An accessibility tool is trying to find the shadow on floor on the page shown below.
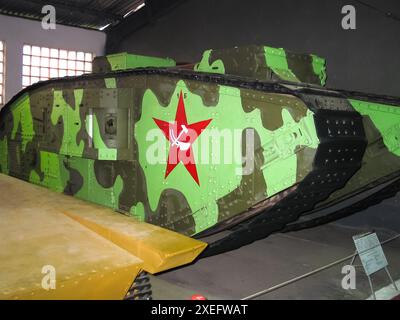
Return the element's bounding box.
[152,196,400,300]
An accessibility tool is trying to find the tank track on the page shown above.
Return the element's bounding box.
[282,176,400,233]
[124,271,152,300]
[199,87,400,256]
[200,107,367,257]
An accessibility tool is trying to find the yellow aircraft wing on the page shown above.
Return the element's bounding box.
[0,174,207,300]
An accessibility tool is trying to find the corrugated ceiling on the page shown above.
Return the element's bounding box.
[0,0,145,30]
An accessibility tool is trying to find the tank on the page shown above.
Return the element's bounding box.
[1,45,399,256]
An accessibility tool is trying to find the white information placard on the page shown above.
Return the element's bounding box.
[353,232,388,276]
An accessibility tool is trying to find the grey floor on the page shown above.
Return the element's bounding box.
[151,195,400,300]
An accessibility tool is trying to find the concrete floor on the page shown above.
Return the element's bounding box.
[151,196,400,300]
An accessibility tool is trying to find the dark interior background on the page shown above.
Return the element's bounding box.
[108,0,400,97]
[107,0,400,232]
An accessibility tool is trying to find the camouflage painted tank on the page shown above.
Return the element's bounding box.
[1,45,400,256]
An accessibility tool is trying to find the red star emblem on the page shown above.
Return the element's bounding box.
[153,91,212,185]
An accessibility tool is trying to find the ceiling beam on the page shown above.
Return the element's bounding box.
[22,0,124,23]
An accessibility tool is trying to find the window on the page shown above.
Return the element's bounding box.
[0,41,4,105]
[22,44,93,88]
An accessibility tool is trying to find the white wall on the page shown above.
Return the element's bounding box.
[0,14,106,104]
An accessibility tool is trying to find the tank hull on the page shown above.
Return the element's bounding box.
[0,68,399,256]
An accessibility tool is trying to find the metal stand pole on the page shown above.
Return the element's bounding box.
[367,276,376,300]
[350,252,357,266]
[384,267,399,291]
[350,251,363,268]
